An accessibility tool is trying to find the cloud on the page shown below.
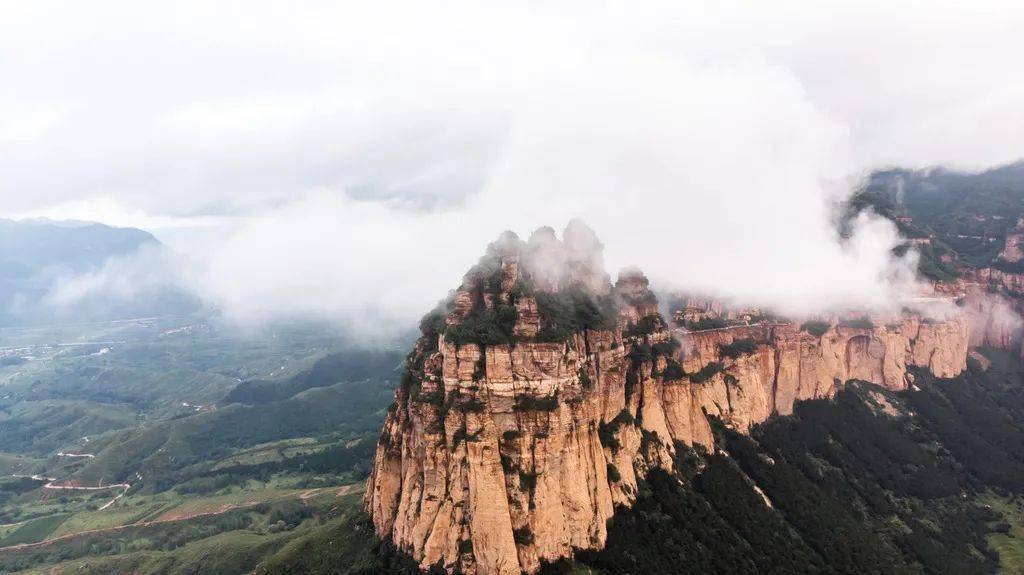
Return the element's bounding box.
[4,1,1024,327]
[35,243,202,322]
[44,245,176,306]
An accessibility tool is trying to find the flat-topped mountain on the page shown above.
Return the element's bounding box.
[365,221,976,574]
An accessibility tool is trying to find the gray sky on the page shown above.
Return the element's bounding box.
[4,1,1024,328]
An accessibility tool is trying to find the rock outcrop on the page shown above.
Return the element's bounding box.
[366,223,972,575]
[936,272,1024,353]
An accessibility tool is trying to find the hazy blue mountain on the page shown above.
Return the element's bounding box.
[0,219,199,324]
[0,218,158,274]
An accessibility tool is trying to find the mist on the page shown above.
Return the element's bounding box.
[5,1,1024,329]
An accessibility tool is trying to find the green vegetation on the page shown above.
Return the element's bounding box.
[0,318,405,574]
[445,306,518,346]
[624,315,661,338]
[838,316,874,329]
[535,287,618,343]
[687,361,723,383]
[598,410,635,451]
[605,463,621,483]
[660,358,686,380]
[980,493,1024,574]
[993,258,1024,274]
[425,245,624,349]
[902,350,1024,492]
[541,352,1024,573]
[651,338,680,357]
[800,320,831,337]
[418,307,448,350]
[627,342,652,363]
[577,366,592,389]
[458,396,487,414]
[518,471,539,491]
[572,452,829,574]
[71,379,394,491]
[513,526,535,546]
[0,513,70,546]
[221,350,401,405]
[513,393,559,412]
[439,248,529,348]
[570,364,1024,574]
[0,317,369,456]
[718,338,757,359]
[848,163,1024,276]
[0,400,137,455]
[0,488,355,574]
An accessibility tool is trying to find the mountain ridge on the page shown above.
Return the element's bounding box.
[365,221,977,574]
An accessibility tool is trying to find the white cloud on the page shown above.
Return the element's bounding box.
[3,0,1024,327]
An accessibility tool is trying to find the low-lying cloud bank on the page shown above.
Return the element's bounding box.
[5,1,1024,329]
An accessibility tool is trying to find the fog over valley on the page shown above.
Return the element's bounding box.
[4,1,1024,331]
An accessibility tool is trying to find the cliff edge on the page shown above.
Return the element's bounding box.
[365,222,970,575]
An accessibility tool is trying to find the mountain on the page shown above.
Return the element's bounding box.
[363,222,985,574]
[0,218,157,274]
[0,218,198,324]
[847,164,1024,356]
[850,161,1024,279]
[12,175,1024,574]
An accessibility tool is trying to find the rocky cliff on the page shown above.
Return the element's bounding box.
[365,223,972,575]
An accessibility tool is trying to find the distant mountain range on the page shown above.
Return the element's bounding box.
[0,218,199,325]
[0,218,158,275]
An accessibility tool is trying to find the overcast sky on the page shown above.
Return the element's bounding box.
[4,1,1024,328]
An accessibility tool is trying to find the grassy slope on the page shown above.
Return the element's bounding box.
[982,493,1024,574]
[254,489,420,575]
[0,513,71,546]
[19,530,297,575]
[69,379,393,487]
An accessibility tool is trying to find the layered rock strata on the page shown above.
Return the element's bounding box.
[366,223,972,575]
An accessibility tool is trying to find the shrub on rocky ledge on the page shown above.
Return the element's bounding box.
[625,315,662,338]
[800,320,831,337]
[683,316,728,331]
[514,393,559,412]
[599,410,635,450]
[513,526,535,546]
[606,463,622,482]
[445,305,518,346]
[839,317,875,330]
[719,338,757,359]
[688,362,723,383]
[661,358,686,380]
[535,287,618,342]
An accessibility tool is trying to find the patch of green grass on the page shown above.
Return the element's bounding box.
[51,499,174,538]
[0,512,70,546]
[981,493,1024,574]
[17,523,298,575]
[0,452,43,476]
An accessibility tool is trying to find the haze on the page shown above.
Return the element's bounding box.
[4,1,1024,329]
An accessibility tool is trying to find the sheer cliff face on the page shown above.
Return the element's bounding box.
[366,224,971,575]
